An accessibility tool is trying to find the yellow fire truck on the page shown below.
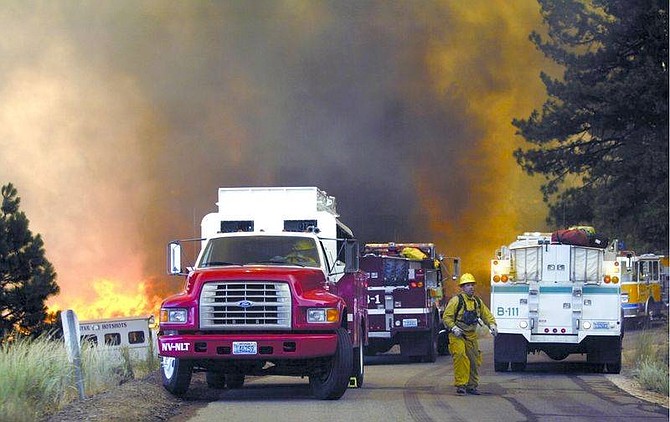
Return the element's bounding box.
[615,251,667,327]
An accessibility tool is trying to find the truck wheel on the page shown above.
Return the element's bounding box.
[606,337,623,374]
[352,342,364,388]
[226,374,245,389]
[424,326,438,363]
[643,299,656,328]
[494,361,509,372]
[510,361,526,372]
[161,356,193,396]
[205,371,226,389]
[310,327,353,400]
[437,329,449,356]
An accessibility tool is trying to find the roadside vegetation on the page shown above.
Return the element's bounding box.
[627,323,669,396]
[0,333,160,422]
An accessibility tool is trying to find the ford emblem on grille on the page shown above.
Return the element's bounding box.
[238,300,254,308]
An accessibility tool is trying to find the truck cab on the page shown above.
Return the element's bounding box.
[158,187,367,399]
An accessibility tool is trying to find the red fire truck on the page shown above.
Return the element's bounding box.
[158,187,368,399]
[360,243,459,361]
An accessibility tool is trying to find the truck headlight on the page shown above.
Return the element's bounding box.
[307,308,339,323]
[160,308,188,323]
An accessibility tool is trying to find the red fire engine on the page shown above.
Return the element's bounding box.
[360,243,459,361]
[158,187,367,399]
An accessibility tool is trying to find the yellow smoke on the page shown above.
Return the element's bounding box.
[415,1,553,297]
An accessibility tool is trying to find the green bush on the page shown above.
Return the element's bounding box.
[631,327,669,396]
[634,358,669,396]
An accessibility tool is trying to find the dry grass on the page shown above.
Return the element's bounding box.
[629,324,669,396]
[0,333,159,422]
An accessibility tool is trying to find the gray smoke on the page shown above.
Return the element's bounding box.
[0,1,550,314]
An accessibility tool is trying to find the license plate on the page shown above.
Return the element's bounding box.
[233,341,257,355]
[593,322,609,329]
[402,318,418,328]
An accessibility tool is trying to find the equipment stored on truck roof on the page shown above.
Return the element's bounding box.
[159,187,367,399]
[360,242,459,361]
[490,231,622,373]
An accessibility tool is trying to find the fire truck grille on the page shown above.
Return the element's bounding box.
[199,282,292,330]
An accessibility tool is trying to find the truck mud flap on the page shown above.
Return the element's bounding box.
[585,336,622,364]
[494,334,527,362]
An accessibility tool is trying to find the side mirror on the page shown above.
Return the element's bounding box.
[344,239,359,273]
[168,241,182,275]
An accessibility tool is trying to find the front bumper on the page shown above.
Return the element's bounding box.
[622,304,643,318]
[158,332,337,359]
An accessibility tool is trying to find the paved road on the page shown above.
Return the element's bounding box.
[176,335,668,422]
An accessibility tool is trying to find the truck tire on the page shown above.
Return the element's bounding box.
[226,374,245,389]
[643,298,657,328]
[205,371,226,389]
[424,325,438,363]
[161,356,193,396]
[494,361,509,372]
[310,327,353,400]
[606,336,623,374]
[437,328,450,356]
[352,343,364,388]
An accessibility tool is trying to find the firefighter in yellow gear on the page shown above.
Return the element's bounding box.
[442,273,497,396]
[285,238,319,266]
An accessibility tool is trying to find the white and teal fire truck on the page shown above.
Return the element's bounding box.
[490,232,622,373]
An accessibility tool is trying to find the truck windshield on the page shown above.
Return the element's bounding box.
[199,236,321,268]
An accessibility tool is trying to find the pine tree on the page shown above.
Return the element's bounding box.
[0,183,59,336]
[513,0,668,253]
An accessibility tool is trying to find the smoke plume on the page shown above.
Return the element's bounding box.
[0,1,552,317]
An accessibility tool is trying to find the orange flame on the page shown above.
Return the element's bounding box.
[49,278,160,320]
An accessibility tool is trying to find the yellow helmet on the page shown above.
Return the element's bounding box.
[459,273,476,285]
